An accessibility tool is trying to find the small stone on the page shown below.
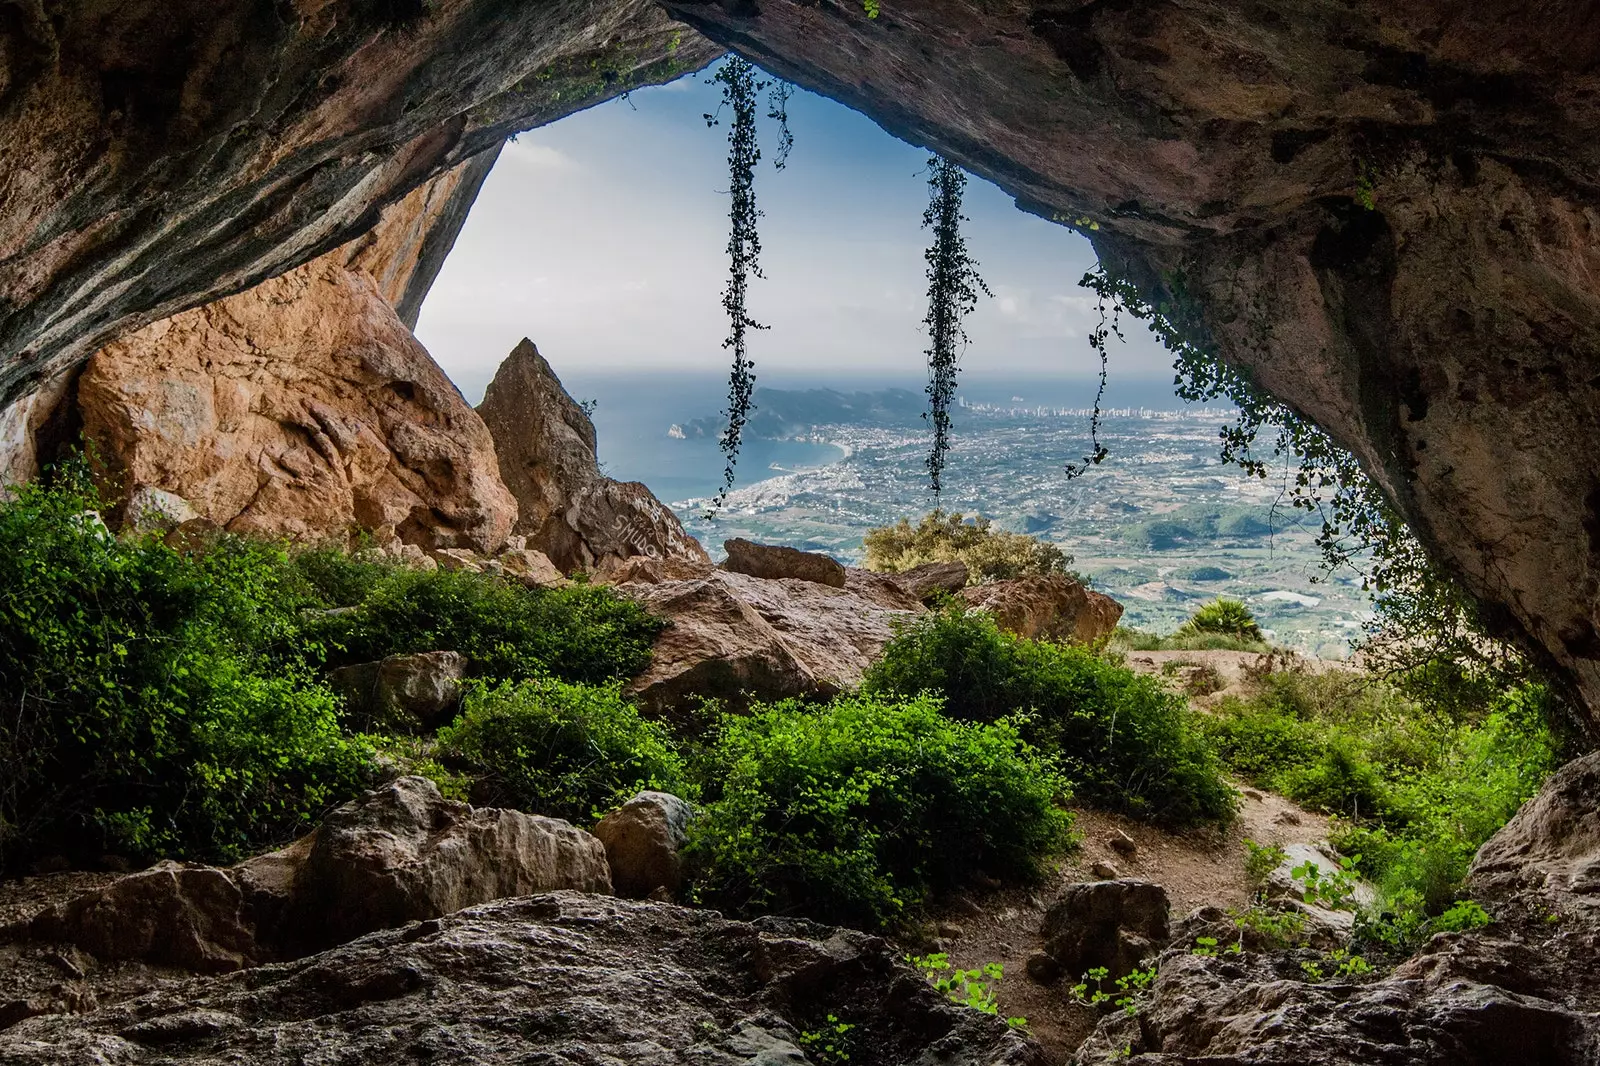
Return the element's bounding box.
[1243,789,1265,801]
[1275,810,1303,826]
[1108,830,1138,857]
[1025,950,1061,984]
[935,921,965,939]
[1091,861,1120,880]
[429,547,483,572]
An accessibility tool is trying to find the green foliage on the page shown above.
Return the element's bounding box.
[798,1014,857,1063]
[1108,625,1268,654]
[863,606,1234,827]
[862,0,880,16]
[1178,599,1264,643]
[0,469,371,868]
[703,56,770,511]
[1070,964,1159,1016]
[919,157,992,492]
[908,954,1027,1028]
[1244,839,1287,891]
[362,734,471,802]
[1290,855,1362,911]
[862,509,1073,584]
[1230,905,1309,949]
[1199,664,1559,927]
[1432,899,1492,933]
[438,678,687,823]
[311,567,662,686]
[686,694,1071,928]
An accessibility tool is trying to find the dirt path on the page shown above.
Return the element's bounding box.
[920,788,1331,1064]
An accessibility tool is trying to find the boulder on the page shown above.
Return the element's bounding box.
[959,574,1123,644]
[495,547,569,589]
[887,560,970,602]
[620,569,922,715]
[289,777,611,951]
[1470,748,1600,909]
[4,778,611,974]
[71,250,517,553]
[1039,879,1170,982]
[721,538,847,588]
[592,791,695,900]
[327,651,466,732]
[0,894,1042,1065]
[477,339,709,573]
[1262,842,1377,938]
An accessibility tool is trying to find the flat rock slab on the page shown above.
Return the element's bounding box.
[0,893,1044,1066]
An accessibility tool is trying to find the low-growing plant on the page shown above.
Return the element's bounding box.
[1431,899,1492,933]
[686,693,1072,928]
[1070,964,1159,1016]
[439,678,688,822]
[310,567,663,685]
[798,1014,857,1063]
[1230,905,1309,949]
[863,605,1234,827]
[1244,839,1287,893]
[908,954,1027,1028]
[1290,855,1363,911]
[1178,599,1264,643]
[863,509,1072,584]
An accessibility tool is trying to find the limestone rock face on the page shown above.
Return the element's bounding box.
[1469,749,1600,909]
[592,791,695,900]
[477,339,709,573]
[959,575,1124,644]
[721,538,847,587]
[1040,879,1171,983]
[76,252,516,552]
[0,894,1044,1065]
[618,568,922,715]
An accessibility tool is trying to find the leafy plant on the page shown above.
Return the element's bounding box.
[862,509,1073,584]
[1243,839,1286,893]
[686,694,1071,928]
[1230,905,1309,949]
[703,56,771,511]
[310,567,662,685]
[1191,936,1219,957]
[919,156,992,493]
[1432,899,1492,933]
[798,1014,857,1063]
[1290,855,1362,911]
[0,468,371,868]
[908,954,1026,1027]
[438,678,688,823]
[1179,599,1264,643]
[863,605,1234,827]
[1070,964,1159,1016]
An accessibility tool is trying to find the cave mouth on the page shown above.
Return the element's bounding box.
[406,62,1373,658]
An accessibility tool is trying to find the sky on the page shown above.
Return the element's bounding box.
[415,59,1175,405]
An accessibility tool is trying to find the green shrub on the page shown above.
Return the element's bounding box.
[862,606,1234,827]
[311,567,663,685]
[862,509,1072,584]
[0,471,371,868]
[1178,599,1264,643]
[1108,624,1269,654]
[439,678,687,822]
[687,694,1071,928]
[1200,663,1560,927]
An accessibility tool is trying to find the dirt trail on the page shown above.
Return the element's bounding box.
[922,788,1331,1064]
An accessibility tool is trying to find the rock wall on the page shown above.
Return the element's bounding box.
[2,0,1600,729]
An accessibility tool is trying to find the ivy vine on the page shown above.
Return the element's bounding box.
[767,81,795,170]
[703,57,770,513]
[920,156,992,494]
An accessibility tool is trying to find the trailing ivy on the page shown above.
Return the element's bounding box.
[1077,262,1554,720]
[920,156,992,494]
[767,80,795,170]
[703,57,770,513]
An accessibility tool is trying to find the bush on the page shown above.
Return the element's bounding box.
[0,471,371,868]
[1178,599,1264,643]
[1199,664,1561,925]
[863,509,1072,584]
[1108,624,1269,654]
[687,694,1071,927]
[862,605,1234,827]
[439,678,687,822]
[310,567,663,685]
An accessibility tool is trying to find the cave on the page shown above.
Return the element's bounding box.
[3,0,1598,736]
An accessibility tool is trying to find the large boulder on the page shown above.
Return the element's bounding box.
[1469,749,1600,909]
[1039,879,1170,982]
[887,560,971,603]
[592,791,695,900]
[959,575,1123,644]
[0,894,1043,1065]
[477,339,710,574]
[327,651,466,732]
[619,569,922,715]
[70,235,517,551]
[3,778,611,974]
[721,538,847,588]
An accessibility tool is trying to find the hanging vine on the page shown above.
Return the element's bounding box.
[920,155,992,494]
[703,57,770,513]
[767,80,795,170]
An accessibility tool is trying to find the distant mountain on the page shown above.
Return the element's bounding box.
[675,386,925,440]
